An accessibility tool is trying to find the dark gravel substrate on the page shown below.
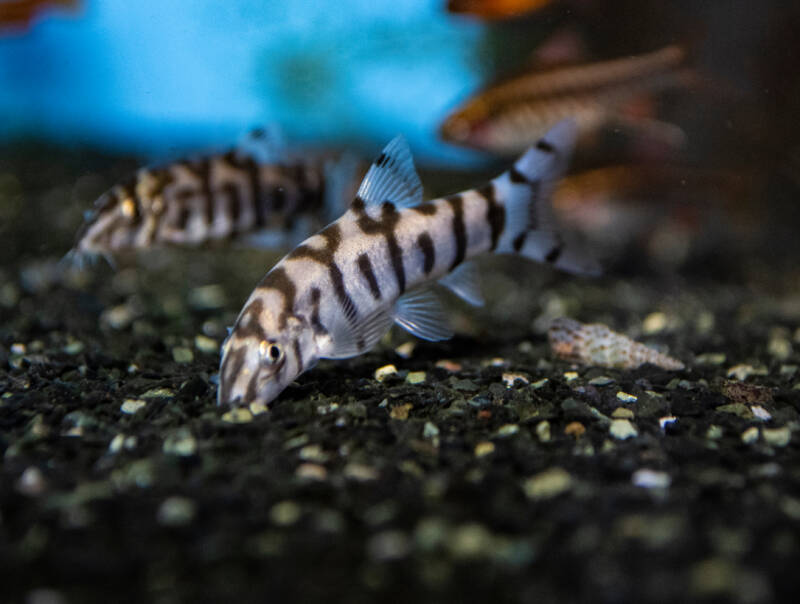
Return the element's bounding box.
[2,145,800,604]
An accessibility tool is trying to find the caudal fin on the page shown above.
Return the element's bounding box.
[496,120,601,276]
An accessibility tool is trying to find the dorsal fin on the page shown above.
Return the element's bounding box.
[354,135,424,208]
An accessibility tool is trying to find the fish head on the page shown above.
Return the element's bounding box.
[71,185,142,262]
[217,292,315,407]
[439,109,493,150]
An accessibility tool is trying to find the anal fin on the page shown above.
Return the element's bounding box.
[439,261,484,307]
[394,288,453,341]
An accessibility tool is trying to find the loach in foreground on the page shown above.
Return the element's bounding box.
[218,120,599,407]
[65,130,360,267]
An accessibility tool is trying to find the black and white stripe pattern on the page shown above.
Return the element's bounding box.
[70,145,357,265]
[218,121,598,407]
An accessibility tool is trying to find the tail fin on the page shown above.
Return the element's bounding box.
[498,120,601,276]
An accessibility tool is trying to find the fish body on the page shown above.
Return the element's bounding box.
[218,121,598,407]
[447,0,554,20]
[440,45,691,155]
[68,138,359,267]
[0,0,78,31]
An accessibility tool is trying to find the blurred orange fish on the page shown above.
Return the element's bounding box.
[440,45,693,155]
[0,0,79,32]
[552,163,763,267]
[447,0,554,20]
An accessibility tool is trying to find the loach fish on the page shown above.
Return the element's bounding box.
[218,120,599,407]
[440,45,692,155]
[66,132,360,268]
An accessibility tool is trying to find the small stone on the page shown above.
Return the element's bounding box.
[659,416,677,429]
[140,388,175,399]
[283,434,309,450]
[612,407,634,419]
[474,441,495,457]
[726,364,768,381]
[101,304,137,330]
[108,434,126,454]
[17,467,46,496]
[588,375,615,386]
[751,405,772,421]
[395,341,416,358]
[563,371,579,382]
[162,429,197,457]
[249,401,269,416]
[374,364,398,381]
[448,523,494,559]
[780,496,800,520]
[406,371,426,385]
[62,339,84,355]
[423,422,440,438]
[616,391,638,403]
[368,530,410,561]
[632,469,671,489]
[767,335,792,360]
[763,426,791,447]
[695,352,726,365]
[157,496,196,527]
[452,378,478,392]
[172,347,194,363]
[609,419,638,440]
[779,365,798,378]
[343,463,379,481]
[194,334,218,355]
[502,372,529,388]
[270,500,301,526]
[187,284,226,310]
[720,381,773,404]
[222,408,253,423]
[296,463,327,481]
[390,403,413,420]
[435,359,462,372]
[120,399,147,415]
[298,444,329,463]
[531,378,549,389]
[715,403,753,419]
[740,426,759,444]
[564,421,585,438]
[642,312,668,334]
[706,425,724,440]
[523,468,572,500]
[495,423,519,437]
[536,421,551,442]
[316,402,339,415]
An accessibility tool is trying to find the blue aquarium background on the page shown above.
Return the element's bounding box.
[0,0,497,165]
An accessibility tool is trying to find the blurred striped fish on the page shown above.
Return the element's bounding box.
[440,45,693,155]
[67,132,362,268]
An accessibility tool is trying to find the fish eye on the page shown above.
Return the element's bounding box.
[259,340,283,365]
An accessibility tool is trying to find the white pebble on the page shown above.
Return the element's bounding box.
[609,419,638,440]
[632,469,671,489]
[120,399,147,415]
[374,364,398,381]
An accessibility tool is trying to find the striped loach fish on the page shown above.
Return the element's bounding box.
[66,133,359,267]
[440,45,692,155]
[218,120,599,407]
